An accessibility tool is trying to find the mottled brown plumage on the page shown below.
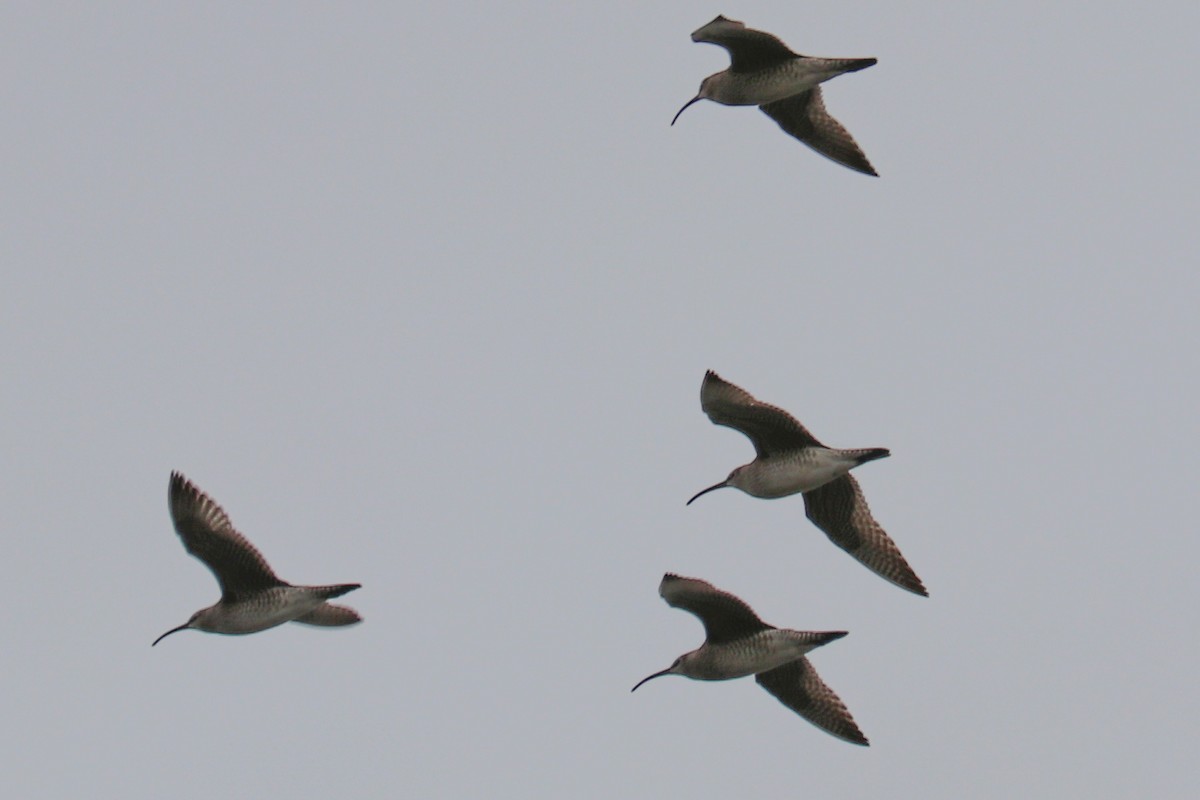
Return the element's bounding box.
[153,472,362,645]
[634,574,868,745]
[673,15,878,176]
[693,371,927,596]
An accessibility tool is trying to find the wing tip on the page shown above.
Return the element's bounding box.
[843,728,871,746]
[659,572,700,595]
[168,470,198,509]
[890,563,930,597]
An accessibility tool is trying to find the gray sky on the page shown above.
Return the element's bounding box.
[3,2,1198,797]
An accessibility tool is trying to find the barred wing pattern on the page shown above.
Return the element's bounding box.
[803,474,928,596]
[756,658,869,745]
[168,471,283,600]
[659,573,773,644]
[700,370,824,457]
[761,88,878,177]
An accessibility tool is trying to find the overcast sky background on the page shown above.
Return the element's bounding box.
[3,2,1198,797]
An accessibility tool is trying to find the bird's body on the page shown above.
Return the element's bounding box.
[716,445,890,499]
[673,15,878,176]
[663,627,843,682]
[694,55,874,107]
[689,371,927,596]
[153,471,362,646]
[633,574,867,745]
[180,585,358,636]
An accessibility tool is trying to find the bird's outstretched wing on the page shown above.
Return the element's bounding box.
[168,471,283,599]
[803,474,927,596]
[756,657,869,745]
[700,370,824,458]
[659,573,773,644]
[760,88,878,177]
[691,16,802,72]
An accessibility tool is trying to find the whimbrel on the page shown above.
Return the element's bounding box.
[672,15,878,176]
[689,371,927,596]
[632,573,868,745]
[153,471,362,646]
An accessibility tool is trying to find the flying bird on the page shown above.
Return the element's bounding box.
[689,371,927,596]
[153,471,362,646]
[672,15,878,176]
[632,573,868,745]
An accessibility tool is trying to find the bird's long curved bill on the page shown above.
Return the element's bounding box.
[686,480,728,505]
[152,623,189,647]
[631,668,673,693]
[671,96,701,126]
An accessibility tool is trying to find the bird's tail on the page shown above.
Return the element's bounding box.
[849,447,890,466]
[839,57,877,73]
[309,583,361,600]
[809,630,849,648]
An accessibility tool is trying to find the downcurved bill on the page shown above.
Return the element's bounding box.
[671,96,702,126]
[686,480,728,505]
[631,668,673,693]
[152,623,190,647]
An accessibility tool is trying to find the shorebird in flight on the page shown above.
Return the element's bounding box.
[632,573,868,745]
[672,15,878,176]
[153,471,362,646]
[689,371,927,596]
